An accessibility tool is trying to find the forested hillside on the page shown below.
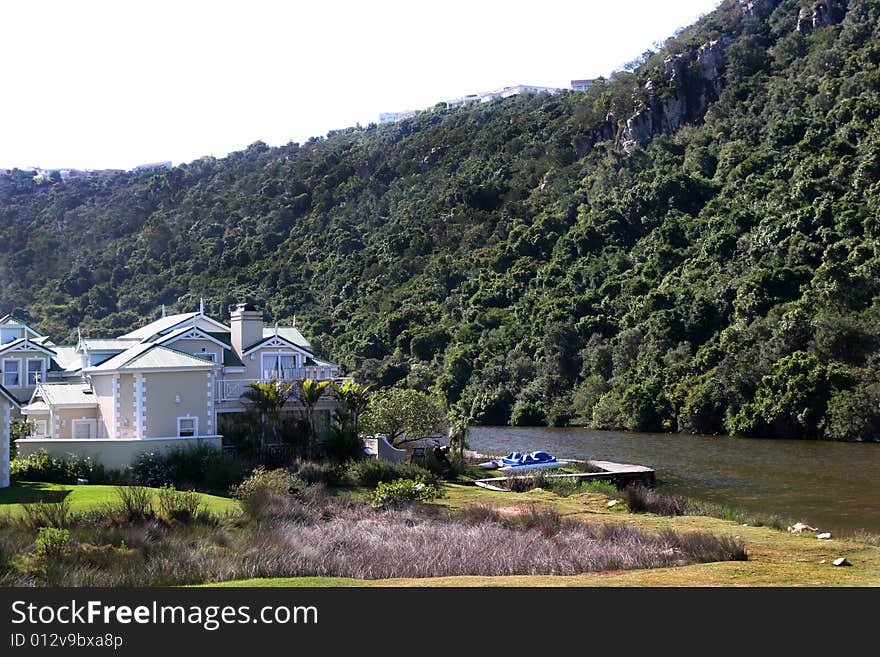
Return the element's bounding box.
[2,0,879,440]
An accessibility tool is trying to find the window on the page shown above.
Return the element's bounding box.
[261,353,298,380]
[27,359,44,385]
[178,417,198,437]
[199,351,217,362]
[2,359,19,387]
[71,419,96,440]
[32,420,48,438]
[0,328,18,344]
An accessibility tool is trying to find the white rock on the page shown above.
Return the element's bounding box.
[817,532,832,540]
[832,557,851,567]
[607,500,618,508]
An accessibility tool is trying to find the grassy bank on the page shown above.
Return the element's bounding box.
[210,482,880,587]
[3,473,876,587]
[0,482,240,517]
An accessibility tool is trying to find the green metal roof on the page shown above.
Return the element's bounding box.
[261,327,311,349]
[88,343,217,372]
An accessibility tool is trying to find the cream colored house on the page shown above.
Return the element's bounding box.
[0,384,18,487]
[9,303,344,469]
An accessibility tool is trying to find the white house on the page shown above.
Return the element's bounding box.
[0,384,19,487]
[9,302,346,469]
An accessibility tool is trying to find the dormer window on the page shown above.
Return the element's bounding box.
[0,328,18,344]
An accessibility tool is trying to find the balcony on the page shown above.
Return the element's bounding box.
[217,375,353,403]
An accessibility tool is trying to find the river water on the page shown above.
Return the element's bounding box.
[468,426,880,536]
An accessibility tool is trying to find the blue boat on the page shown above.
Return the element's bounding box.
[479,450,567,472]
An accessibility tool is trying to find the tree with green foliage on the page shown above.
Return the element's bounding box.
[298,378,330,459]
[360,387,447,447]
[4,1,880,441]
[240,379,296,452]
[331,379,371,430]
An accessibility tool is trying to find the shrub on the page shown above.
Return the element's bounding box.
[502,471,548,493]
[623,484,688,516]
[295,461,350,487]
[231,467,304,519]
[514,506,565,537]
[10,450,121,485]
[130,445,247,491]
[34,527,70,561]
[348,459,436,489]
[114,486,154,521]
[156,485,202,523]
[20,497,72,529]
[421,449,465,480]
[11,451,67,483]
[370,477,441,508]
[321,420,366,465]
[544,476,586,497]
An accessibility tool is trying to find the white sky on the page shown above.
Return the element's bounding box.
[0,0,722,171]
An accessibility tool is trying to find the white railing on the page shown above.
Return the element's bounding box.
[218,376,353,402]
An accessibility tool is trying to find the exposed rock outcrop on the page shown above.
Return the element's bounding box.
[739,0,781,19]
[573,112,618,157]
[620,37,732,152]
[619,0,851,152]
[797,0,849,35]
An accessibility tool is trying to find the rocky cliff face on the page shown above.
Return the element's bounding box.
[619,0,849,152]
[620,37,732,152]
[797,0,849,35]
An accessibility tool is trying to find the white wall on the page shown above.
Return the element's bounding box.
[15,435,223,471]
[1,398,9,487]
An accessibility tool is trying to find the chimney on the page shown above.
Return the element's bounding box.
[230,302,264,357]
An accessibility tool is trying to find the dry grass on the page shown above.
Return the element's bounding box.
[0,484,746,586]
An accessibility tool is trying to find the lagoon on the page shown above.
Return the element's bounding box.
[469,426,880,536]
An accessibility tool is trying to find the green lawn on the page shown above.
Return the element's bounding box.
[0,482,240,516]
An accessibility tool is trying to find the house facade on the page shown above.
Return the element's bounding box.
[8,303,345,470]
[0,384,18,487]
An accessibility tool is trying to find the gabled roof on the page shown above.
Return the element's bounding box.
[244,333,314,356]
[79,339,139,351]
[262,326,311,349]
[21,401,49,414]
[118,312,230,340]
[153,325,231,350]
[0,338,56,357]
[86,343,218,373]
[50,346,82,373]
[0,383,20,408]
[0,314,44,337]
[150,325,244,367]
[31,383,98,407]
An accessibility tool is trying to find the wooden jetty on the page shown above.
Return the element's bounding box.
[474,459,656,492]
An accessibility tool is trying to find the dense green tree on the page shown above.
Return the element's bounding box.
[360,388,447,446]
[3,0,880,440]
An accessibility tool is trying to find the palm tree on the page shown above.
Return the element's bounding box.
[240,379,296,452]
[298,377,330,459]
[331,380,371,430]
